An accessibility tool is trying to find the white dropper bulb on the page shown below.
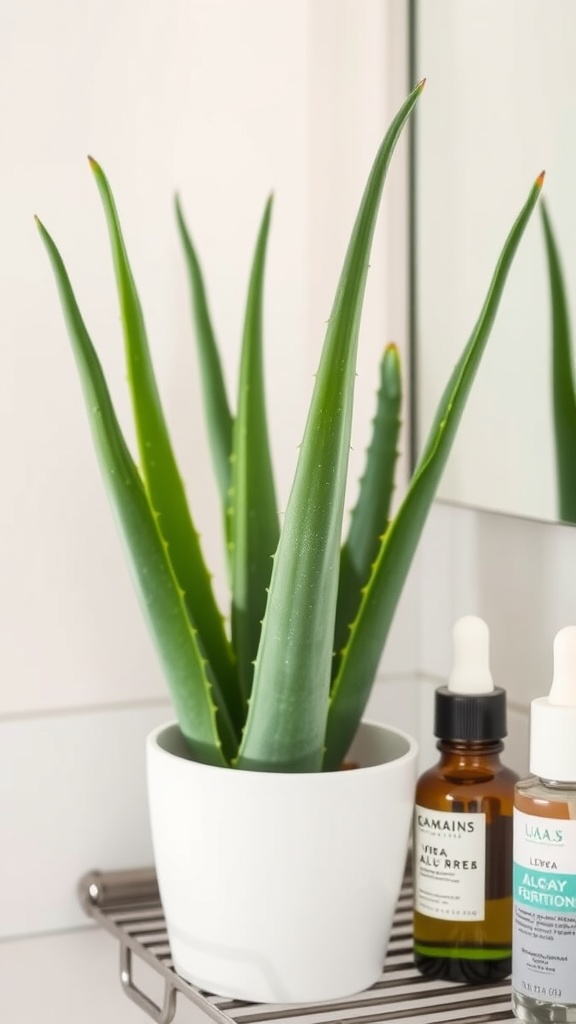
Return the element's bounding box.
[530,625,576,780]
[549,625,576,706]
[448,615,494,695]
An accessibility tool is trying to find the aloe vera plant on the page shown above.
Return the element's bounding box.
[540,200,576,525]
[37,83,543,771]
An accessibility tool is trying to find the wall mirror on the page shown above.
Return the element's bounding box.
[412,0,576,524]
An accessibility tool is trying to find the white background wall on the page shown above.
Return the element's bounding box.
[1,0,412,721]
[0,3,417,1020]
[3,0,312,716]
[3,2,574,1022]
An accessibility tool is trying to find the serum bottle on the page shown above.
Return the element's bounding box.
[512,625,576,1024]
[413,616,518,982]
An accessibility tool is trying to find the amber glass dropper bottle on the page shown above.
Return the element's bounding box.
[413,615,518,982]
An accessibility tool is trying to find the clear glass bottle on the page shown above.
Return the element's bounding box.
[413,616,517,982]
[512,627,576,1024]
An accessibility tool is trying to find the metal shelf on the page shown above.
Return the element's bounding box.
[79,869,515,1024]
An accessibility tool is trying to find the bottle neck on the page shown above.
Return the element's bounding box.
[535,777,576,790]
[436,738,504,766]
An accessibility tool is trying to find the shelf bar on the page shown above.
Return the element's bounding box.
[78,869,515,1024]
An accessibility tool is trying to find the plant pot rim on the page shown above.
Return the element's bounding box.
[147,717,418,779]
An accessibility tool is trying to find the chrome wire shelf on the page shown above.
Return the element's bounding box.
[79,869,515,1024]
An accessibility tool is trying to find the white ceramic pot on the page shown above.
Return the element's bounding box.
[146,719,418,1004]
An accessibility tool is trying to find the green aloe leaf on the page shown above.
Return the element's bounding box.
[540,200,576,524]
[88,159,242,733]
[334,342,402,661]
[235,81,425,772]
[230,198,279,701]
[175,196,234,514]
[36,216,235,766]
[324,172,545,770]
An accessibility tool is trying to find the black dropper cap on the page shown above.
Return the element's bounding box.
[434,686,507,741]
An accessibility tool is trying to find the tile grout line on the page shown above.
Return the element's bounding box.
[0,696,172,725]
[0,921,96,947]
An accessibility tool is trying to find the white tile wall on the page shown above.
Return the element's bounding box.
[417,501,576,710]
[307,0,412,506]
[0,926,207,1024]
[2,0,311,717]
[0,701,171,939]
[0,928,153,1024]
[0,0,417,959]
[506,708,530,778]
[1,0,415,723]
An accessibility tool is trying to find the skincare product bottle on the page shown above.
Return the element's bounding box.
[512,625,576,1024]
[413,615,518,982]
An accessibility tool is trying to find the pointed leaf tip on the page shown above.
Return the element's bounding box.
[536,170,546,189]
[418,77,427,91]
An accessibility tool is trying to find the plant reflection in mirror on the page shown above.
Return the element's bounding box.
[540,201,576,525]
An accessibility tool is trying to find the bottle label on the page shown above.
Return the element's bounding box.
[513,809,576,1004]
[414,805,486,920]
